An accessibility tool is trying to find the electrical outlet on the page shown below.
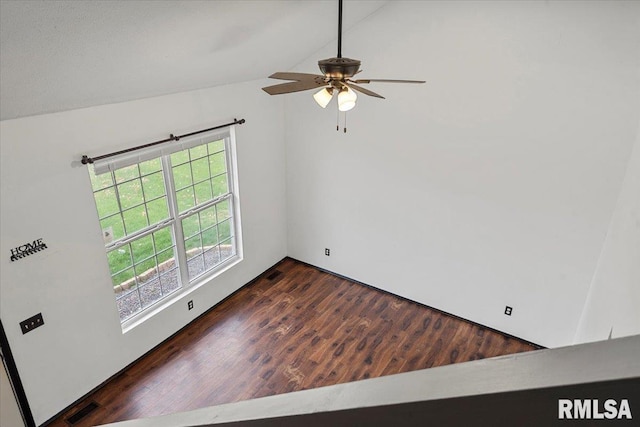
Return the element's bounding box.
[325,248,330,256]
[504,306,513,316]
[20,313,44,334]
[188,300,194,310]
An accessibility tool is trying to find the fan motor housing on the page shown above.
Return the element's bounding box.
[318,57,361,79]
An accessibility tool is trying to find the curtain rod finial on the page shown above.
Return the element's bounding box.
[81,155,93,164]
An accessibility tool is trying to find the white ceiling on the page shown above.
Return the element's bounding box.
[0,0,388,120]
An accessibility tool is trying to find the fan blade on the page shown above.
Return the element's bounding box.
[351,79,426,84]
[344,82,385,99]
[262,79,327,95]
[268,72,325,81]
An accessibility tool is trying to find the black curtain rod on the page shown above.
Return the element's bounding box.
[81,118,245,165]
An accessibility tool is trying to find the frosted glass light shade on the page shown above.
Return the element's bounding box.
[338,87,357,111]
[313,87,334,108]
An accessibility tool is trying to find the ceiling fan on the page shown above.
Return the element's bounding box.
[262,0,425,130]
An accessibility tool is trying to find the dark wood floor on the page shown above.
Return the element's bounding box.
[48,258,538,427]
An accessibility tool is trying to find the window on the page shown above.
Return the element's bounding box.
[88,128,241,324]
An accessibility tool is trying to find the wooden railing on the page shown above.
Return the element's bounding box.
[100,335,640,427]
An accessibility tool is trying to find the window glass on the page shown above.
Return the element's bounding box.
[89,133,239,323]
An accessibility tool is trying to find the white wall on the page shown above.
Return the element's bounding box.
[285,0,640,348]
[575,118,640,344]
[1,361,26,427]
[2,1,639,424]
[0,79,287,425]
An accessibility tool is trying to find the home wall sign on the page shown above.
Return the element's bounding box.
[10,238,48,262]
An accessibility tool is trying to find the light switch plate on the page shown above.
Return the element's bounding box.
[20,313,44,334]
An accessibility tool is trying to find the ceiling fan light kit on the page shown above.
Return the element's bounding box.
[262,0,425,131]
[313,87,335,108]
[338,87,357,112]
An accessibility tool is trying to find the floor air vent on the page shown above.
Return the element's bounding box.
[267,270,282,281]
[66,401,99,425]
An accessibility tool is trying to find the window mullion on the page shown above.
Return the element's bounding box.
[177,193,231,220]
[162,156,190,288]
[106,218,172,251]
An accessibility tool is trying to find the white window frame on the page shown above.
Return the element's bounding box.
[89,126,243,331]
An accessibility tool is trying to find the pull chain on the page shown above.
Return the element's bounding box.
[335,103,348,133]
[335,111,348,133]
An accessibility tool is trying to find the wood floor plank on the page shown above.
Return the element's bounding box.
[46,258,539,427]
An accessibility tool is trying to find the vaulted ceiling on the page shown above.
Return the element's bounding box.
[0,0,388,121]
